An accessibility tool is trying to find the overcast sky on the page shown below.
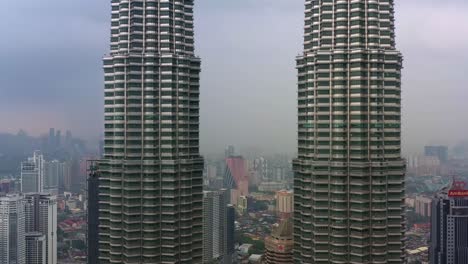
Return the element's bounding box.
[0,0,467,155]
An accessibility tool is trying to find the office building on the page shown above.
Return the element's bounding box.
[25,232,46,264]
[21,151,44,193]
[44,160,64,195]
[224,156,249,205]
[98,0,203,262]
[225,204,236,263]
[0,194,26,264]
[415,195,432,218]
[276,190,293,219]
[430,184,468,264]
[293,0,406,263]
[24,193,57,264]
[203,190,229,263]
[424,146,448,163]
[264,219,294,264]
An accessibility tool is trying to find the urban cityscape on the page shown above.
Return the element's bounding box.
[0,1,467,264]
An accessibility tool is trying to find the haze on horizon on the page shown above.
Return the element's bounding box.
[0,0,467,156]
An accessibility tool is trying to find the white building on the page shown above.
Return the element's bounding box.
[24,193,57,264]
[21,151,44,193]
[0,194,26,264]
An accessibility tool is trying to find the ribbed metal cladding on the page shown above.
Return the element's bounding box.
[293,1,406,263]
[98,1,203,263]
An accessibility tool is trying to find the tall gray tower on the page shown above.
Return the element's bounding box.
[293,0,405,263]
[98,0,203,263]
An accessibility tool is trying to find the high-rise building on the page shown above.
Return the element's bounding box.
[264,219,294,264]
[430,183,468,264]
[25,232,47,264]
[293,0,405,263]
[415,195,432,218]
[224,157,249,205]
[87,162,99,264]
[202,190,228,263]
[425,146,449,163]
[24,193,57,264]
[276,190,293,219]
[44,160,64,195]
[48,128,55,150]
[98,0,203,263]
[225,204,236,263]
[21,151,45,193]
[55,130,62,148]
[0,194,26,264]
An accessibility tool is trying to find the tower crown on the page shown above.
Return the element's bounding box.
[303,0,396,53]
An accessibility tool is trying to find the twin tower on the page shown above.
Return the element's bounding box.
[98,1,405,263]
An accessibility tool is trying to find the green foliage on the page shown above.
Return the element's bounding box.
[240,235,265,255]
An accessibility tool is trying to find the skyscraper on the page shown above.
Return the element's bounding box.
[264,219,294,264]
[430,183,468,264]
[293,1,405,263]
[44,160,63,195]
[25,232,47,264]
[24,193,57,264]
[98,0,203,263]
[0,194,26,264]
[276,190,293,219]
[21,151,45,193]
[202,189,234,263]
[224,156,249,205]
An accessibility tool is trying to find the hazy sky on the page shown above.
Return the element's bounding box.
[0,0,467,155]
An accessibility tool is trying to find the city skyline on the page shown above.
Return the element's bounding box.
[0,0,467,155]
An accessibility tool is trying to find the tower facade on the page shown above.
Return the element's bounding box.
[0,194,26,264]
[21,151,44,193]
[98,0,203,263]
[293,1,405,263]
[264,219,294,264]
[25,232,47,264]
[24,193,57,264]
[430,186,468,264]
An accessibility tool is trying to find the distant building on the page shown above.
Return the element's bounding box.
[225,145,236,158]
[44,160,65,195]
[276,190,293,219]
[24,193,57,264]
[225,204,236,263]
[21,151,44,193]
[237,196,248,215]
[0,194,26,264]
[25,232,46,264]
[425,146,448,163]
[407,155,441,176]
[0,179,15,194]
[430,182,468,264]
[258,182,286,193]
[264,218,294,264]
[203,189,234,263]
[224,157,249,205]
[415,195,432,218]
[253,157,268,180]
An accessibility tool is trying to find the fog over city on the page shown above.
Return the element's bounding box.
[0,0,467,155]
